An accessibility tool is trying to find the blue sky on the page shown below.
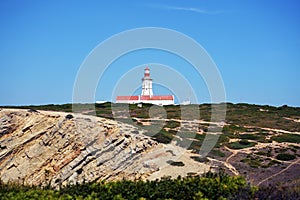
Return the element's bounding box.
[0,0,299,106]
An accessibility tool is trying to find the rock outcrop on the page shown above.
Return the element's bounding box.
[0,109,210,187]
[0,109,161,186]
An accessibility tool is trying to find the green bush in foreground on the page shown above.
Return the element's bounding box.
[2,172,300,200]
[0,172,256,200]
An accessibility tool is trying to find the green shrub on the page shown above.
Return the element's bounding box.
[276,153,296,161]
[145,129,174,144]
[272,134,300,143]
[166,160,185,166]
[190,156,209,163]
[239,139,250,145]
[255,151,267,156]
[165,120,181,129]
[210,149,225,157]
[241,157,262,168]
[222,124,246,134]
[239,134,262,141]
[262,159,281,168]
[187,140,203,151]
[228,140,257,149]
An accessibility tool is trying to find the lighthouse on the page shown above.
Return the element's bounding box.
[116,67,174,105]
[141,67,153,96]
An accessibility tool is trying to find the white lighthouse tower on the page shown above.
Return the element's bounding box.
[141,67,153,96]
[115,67,174,105]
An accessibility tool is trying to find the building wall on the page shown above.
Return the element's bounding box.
[116,99,174,106]
[115,100,139,104]
[139,100,174,106]
[141,78,153,96]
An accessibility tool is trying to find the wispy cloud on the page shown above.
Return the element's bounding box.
[166,6,222,15]
[149,4,223,15]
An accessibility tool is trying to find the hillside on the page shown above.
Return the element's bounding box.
[0,108,210,187]
[1,103,300,189]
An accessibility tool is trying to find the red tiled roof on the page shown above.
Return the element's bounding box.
[116,95,174,101]
[140,95,174,100]
[116,96,139,100]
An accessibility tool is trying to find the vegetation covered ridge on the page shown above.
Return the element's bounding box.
[1,102,300,131]
[1,171,300,200]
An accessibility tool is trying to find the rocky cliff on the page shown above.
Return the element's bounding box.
[0,109,209,187]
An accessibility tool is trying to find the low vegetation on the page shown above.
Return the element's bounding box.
[166,160,185,166]
[227,140,257,149]
[276,153,296,161]
[3,102,300,132]
[209,149,226,157]
[0,172,255,200]
[272,134,300,144]
[1,171,300,200]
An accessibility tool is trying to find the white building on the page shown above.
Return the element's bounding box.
[116,67,174,106]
